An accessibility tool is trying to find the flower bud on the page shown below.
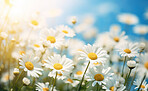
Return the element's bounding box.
[11,38,16,42]
[71,16,77,24]
[13,68,19,75]
[139,42,145,52]
[127,60,136,69]
[22,77,30,86]
[0,32,8,40]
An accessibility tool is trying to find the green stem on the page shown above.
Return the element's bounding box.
[129,68,137,90]
[77,61,90,91]
[13,70,24,89]
[96,83,98,91]
[121,57,126,77]
[32,77,35,86]
[32,77,36,90]
[67,83,70,91]
[137,73,146,91]
[8,59,10,91]
[98,84,102,91]
[124,69,132,86]
[19,84,23,91]
[52,72,57,91]
[50,77,54,87]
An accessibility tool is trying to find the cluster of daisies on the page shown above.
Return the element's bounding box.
[1,1,148,91]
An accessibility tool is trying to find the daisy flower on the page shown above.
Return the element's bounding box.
[78,44,108,64]
[82,15,95,25]
[64,77,79,87]
[117,13,139,25]
[48,71,69,80]
[90,62,103,67]
[19,54,43,78]
[11,48,26,60]
[27,13,46,31]
[82,28,97,40]
[103,75,126,91]
[89,58,105,68]
[29,40,44,53]
[94,33,114,52]
[133,25,148,35]
[134,79,148,91]
[36,82,54,91]
[110,24,121,33]
[116,42,139,58]
[68,16,77,25]
[56,25,75,37]
[109,30,128,46]
[68,39,85,56]
[12,48,37,60]
[1,71,14,83]
[86,66,113,86]
[7,20,23,35]
[43,54,74,74]
[73,65,86,80]
[74,23,88,33]
[40,28,64,49]
[136,53,148,78]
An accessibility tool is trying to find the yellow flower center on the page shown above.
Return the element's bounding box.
[88,53,98,60]
[144,62,148,70]
[8,30,16,34]
[31,20,39,26]
[34,44,40,48]
[19,51,25,55]
[62,30,68,34]
[5,0,12,6]
[72,20,76,24]
[41,60,47,64]
[94,74,104,81]
[113,37,119,42]
[77,49,83,52]
[67,78,73,83]
[57,73,63,76]
[126,19,131,24]
[124,49,131,54]
[113,26,118,30]
[5,75,10,80]
[141,85,145,89]
[93,62,102,66]
[43,88,49,91]
[25,61,34,70]
[53,63,63,70]
[13,71,19,75]
[47,36,56,43]
[110,86,114,91]
[76,71,83,75]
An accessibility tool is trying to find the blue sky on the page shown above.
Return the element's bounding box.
[58,0,148,41]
